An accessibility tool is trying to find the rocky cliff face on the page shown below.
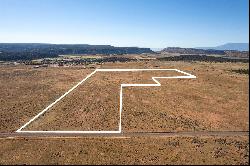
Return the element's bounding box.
[161,47,249,58]
[161,47,225,55]
[224,51,249,58]
[0,43,154,61]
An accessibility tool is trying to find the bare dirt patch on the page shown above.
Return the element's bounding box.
[0,136,248,165]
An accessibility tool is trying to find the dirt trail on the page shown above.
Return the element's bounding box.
[0,131,248,139]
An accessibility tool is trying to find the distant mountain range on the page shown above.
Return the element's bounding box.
[151,48,164,52]
[196,43,249,51]
[161,43,249,58]
[0,43,154,61]
[161,47,225,55]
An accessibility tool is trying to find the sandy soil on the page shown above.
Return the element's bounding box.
[0,136,248,165]
[24,70,185,131]
[0,65,93,132]
[0,61,248,164]
[10,61,248,132]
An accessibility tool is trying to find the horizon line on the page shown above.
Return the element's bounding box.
[0,42,249,49]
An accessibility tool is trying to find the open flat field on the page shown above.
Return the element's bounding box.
[0,136,248,165]
[0,66,93,132]
[24,70,186,131]
[0,61,249,164]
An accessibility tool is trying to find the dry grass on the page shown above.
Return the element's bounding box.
[0,61,249,164]
[0,65,93,132]
[0,136,248,165]
[11,61,248,132]
[25,70,184,131]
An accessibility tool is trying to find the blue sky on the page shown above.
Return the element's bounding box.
[0,0,249,48]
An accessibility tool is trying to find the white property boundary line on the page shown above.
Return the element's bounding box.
[16,69,196,134]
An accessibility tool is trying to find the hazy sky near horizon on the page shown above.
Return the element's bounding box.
[0,0,249,48]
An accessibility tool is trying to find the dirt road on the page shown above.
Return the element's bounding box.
[0,131,248,139]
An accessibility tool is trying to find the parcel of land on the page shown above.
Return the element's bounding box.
[0,57,248,164]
